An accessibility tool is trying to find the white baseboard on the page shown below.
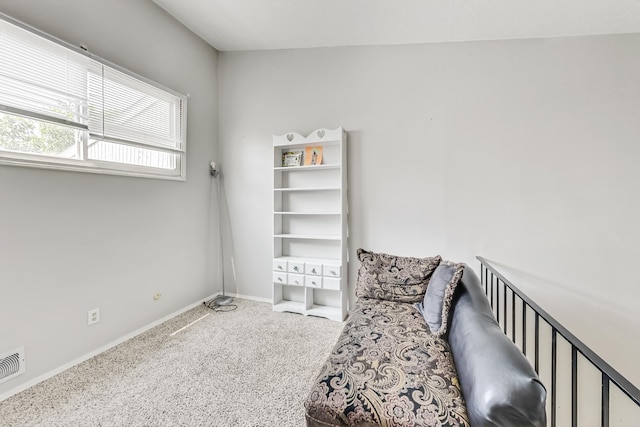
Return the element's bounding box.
[227,292,271,304]
[0,294,218,402]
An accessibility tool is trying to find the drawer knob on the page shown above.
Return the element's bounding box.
[277,277,283,282]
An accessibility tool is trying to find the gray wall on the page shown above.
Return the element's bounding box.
[218,36,640,385]
[0,0,219,397]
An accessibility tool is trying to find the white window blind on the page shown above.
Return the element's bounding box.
[88,64,185,152]
[0,18,89,130]
[0,13,187,179]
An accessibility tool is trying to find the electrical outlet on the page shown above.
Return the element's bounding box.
[88,308,100,325]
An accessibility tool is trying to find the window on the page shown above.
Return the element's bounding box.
[0,14,187,180]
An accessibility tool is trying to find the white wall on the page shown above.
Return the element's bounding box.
[218,36,640,385]
[0,0,219,397]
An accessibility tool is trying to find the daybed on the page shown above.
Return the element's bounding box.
[305,249,546,427]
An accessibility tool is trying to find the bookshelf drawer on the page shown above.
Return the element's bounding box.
[288,261,304,274]
[323,277,342,291]
[305,262,323,276]
[288,273,305,286]
[272,272,287,284]
[273,259,287,272]
[323,264,341,278]
[305,275,322,288]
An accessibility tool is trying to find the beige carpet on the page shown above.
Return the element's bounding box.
[0,299,344,427]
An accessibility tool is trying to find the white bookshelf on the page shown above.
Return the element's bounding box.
[272,127,348,321]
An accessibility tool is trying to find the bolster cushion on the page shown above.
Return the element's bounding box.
[419,260,465,337]
[448,267,547,427]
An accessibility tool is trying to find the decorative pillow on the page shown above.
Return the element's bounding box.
[355,248,442,303]
[419,260,465,336]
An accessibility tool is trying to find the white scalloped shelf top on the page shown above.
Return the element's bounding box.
[273,127,344,147]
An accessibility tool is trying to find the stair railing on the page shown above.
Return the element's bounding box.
[477,256,639,427]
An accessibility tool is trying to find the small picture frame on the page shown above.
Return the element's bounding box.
[282,150,303,167]
[304,146,323,166]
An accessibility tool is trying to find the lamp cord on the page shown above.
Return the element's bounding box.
[203,300,237,312]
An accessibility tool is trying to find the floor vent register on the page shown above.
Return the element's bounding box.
[0,346,25,384]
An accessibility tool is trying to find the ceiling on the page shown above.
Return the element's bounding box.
[152,0,640,51]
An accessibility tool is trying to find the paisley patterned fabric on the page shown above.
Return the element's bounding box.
[305,298,470,427]
[355,249,442,303]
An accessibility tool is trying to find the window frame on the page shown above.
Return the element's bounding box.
[0,13,188,181]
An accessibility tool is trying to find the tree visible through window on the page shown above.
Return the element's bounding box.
[0,113,77,157]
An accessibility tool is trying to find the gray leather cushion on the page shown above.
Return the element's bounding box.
[449,267,547,427]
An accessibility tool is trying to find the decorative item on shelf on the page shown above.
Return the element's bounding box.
[282,150,303,167]
[304,146,323,166]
